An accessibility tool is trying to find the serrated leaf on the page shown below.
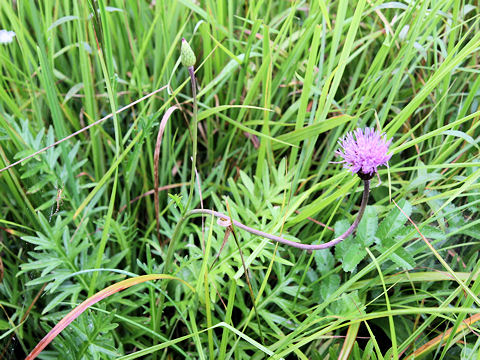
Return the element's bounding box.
[378,238,415,270]
[330,290,362,315]
[334,219,352,260]
[389,249,415,269]
[320,274,340,301]
[342,244,366,272]
[387,225,413,238]
[377,199,411,240]
[356,206,378,247]
[332,218,366,272]
[419,225,445,240]
[314,248,335,274]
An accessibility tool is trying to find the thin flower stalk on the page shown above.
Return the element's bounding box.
[185,66,197,213]
[174,40,391,254]
[165,127,390,275]
[186,179,370,250]
[181,37,198,213]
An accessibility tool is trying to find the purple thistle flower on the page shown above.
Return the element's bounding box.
[336,128,392,179]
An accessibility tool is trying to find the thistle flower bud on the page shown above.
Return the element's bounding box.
[181,38,196,67]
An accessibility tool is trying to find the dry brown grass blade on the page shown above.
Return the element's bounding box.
[338,322,360,360]
[209,226,231,272]
[154,106,179,243]
[24,274,193,360]
[404,313,480,359]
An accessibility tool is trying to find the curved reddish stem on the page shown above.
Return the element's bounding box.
[188,180,370,250]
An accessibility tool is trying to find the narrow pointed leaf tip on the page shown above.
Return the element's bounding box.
[181,38,196,67]
[336,127,392,179]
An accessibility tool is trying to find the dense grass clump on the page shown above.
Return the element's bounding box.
[1,1,480,359]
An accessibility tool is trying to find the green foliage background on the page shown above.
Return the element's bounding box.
[1,1,480,359]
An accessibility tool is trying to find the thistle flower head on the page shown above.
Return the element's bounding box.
[336,127,392,179]
[181,38,196,67]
